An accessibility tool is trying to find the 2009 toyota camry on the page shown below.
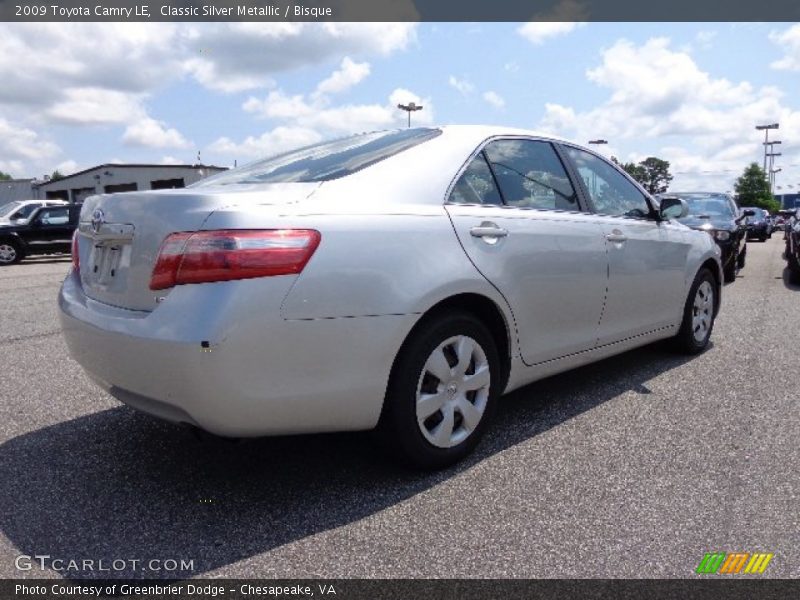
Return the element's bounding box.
[60,126,722,468]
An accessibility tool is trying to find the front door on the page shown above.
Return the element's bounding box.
[562,146,691,345]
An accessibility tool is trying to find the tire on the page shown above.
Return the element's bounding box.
[672,268,716,355]
[378,311,502,469]
[736,247,746,270]
[789,252,800,285]
[760,234,767,242]
[0,240,23,265]
[723,258,736,283]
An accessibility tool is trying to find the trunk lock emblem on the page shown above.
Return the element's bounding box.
[91,208,105,234]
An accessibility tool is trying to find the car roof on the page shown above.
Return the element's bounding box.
[437,124,578,147]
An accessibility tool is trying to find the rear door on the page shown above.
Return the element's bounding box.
[26,206,73,251]
[445,137,609,366]
[561,145,691,345]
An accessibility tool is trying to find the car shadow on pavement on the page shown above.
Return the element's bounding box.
[0,342,696,579]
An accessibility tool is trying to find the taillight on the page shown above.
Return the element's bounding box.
[71,230,80,271]
[149,229,321,290]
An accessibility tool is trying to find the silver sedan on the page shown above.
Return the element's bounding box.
[59,126,722,468]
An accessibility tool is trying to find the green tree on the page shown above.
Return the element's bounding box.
[734,163,780,213]
[612,156,672,193]
[637,157,673,194]
[50,170,64,181]
[0,170,12,181]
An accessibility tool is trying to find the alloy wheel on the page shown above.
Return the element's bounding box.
[0,244,17,264]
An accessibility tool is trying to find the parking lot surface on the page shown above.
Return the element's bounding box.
[0,240,798,579]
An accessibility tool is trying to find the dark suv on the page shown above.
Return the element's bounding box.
[0,203,81,265]
[743,206,772,241]
[657,192,753,283]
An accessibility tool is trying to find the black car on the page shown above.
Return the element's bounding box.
[0,203,81,265]
[658,192,753,283]
[743,206,771,241]
[781,208,800,284]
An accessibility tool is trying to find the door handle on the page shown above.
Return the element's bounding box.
[605,231,627,243]
[470,225,509,239]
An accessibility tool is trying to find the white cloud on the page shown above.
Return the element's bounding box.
[315,57,370,96]
[122,118,192,149]
[160,156,184,165]
[537,37,800,191]
[448,75,475,96]
[518,22,586,45]
[46,88,146,125]
[208,126,322,159]
[0,118,60,161]
[54,159,79,175]
[770,24,800,71]
[483,91,505,109]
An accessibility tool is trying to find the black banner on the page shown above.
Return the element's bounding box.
[2,0,800,22]
[3,579,800,600]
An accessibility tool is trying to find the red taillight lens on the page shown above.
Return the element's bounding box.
[71,230,80,271]
[149,229,321,290]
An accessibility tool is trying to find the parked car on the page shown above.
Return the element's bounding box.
[774,215,786,232]
[781,208,800,284]
[743,206,772,241]
[656,192,752,283]
[0,199,68,225]
[0,203,81,265]
[60,126,722,468]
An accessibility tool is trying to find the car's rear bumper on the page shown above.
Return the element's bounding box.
[59,269,417,437]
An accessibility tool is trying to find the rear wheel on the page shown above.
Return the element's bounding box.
[378,312,501,469]
[672,268,716,354]
[0,240,22,265]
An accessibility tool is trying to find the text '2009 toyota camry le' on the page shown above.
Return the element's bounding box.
[59,126,722,468]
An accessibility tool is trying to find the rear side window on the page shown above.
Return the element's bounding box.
[196,128,442,186]
[484,139,577,210]
[448,153,503,205]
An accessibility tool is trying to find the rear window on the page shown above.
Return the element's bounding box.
[195,128,442,186]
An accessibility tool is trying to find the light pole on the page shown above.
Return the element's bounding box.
[756,123,779,174]
[397,102,423,128]
[767,153,782,193]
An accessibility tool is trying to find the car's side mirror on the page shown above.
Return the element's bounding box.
[659,197,688,220]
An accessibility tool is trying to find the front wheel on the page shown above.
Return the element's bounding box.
[736,247,746,270]
[672,268,716,355]
[378,312,501,469]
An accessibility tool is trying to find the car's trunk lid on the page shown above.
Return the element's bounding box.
[77,183,319,312]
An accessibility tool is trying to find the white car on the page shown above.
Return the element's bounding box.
[0,199,68,224]
[60,126,721,468]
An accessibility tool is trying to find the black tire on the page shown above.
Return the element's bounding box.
[788,252,800,285]
[0,239,23,266]
[672,268,717,355]
[736,247,746,270]
[378,311,502,470]
[760,234,767,242]
[723,259,736,283]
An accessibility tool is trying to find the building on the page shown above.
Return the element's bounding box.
[0,164,227,205]
[777,193,800,209]
[0,179,38,204]
[35,164,228,203]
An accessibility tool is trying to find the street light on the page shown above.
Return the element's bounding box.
[756,123,779,173]
[767,153,782,193]
[397,102,423,128]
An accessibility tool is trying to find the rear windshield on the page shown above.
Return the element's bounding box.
[195,128,442,186]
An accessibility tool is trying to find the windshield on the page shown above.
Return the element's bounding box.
[672,194,735,218]
[744,207,765,220]
[0,201,23,218]
[194,128,442,186]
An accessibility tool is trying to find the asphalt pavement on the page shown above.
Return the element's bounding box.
[0,239,798,579]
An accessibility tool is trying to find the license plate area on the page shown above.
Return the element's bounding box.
[90,242,127,285]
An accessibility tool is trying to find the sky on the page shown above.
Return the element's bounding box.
[1,21,800,194]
